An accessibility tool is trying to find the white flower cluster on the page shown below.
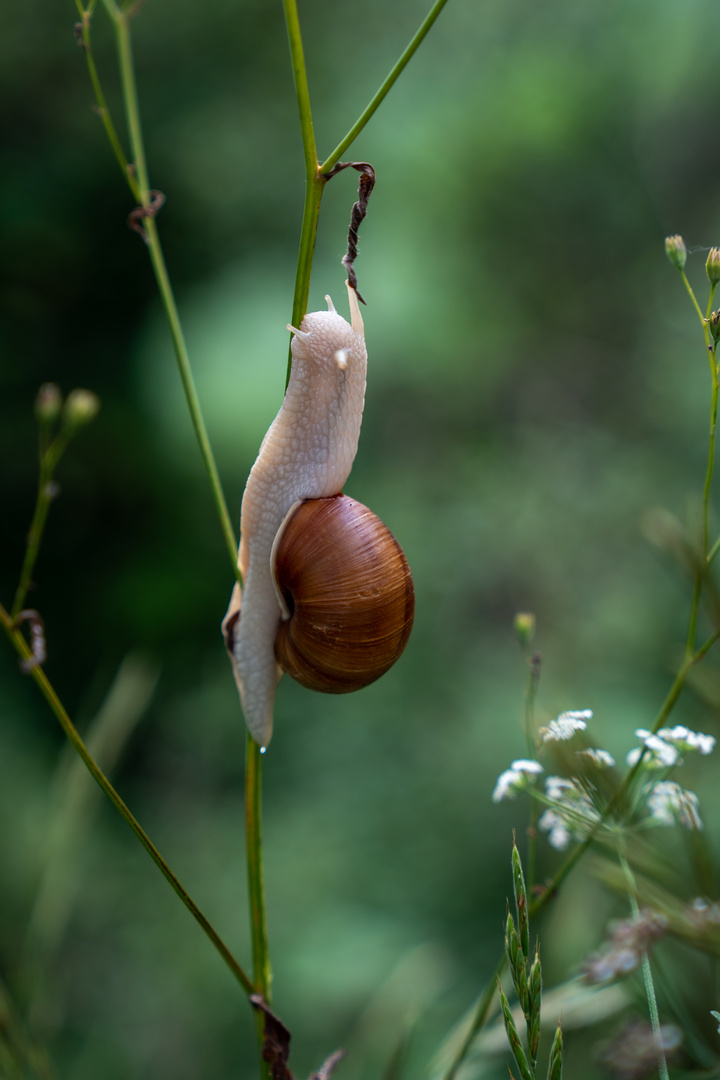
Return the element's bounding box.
[647,781,703,830]
[656,725,715,755]
[538,709,593,743]
[538,776,601,850]
[491,710,715,847]
[491,759,543,803]
[627,726,715,768]
[576,748,615,769]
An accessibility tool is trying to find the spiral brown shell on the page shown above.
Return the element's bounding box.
[273,494,415,693]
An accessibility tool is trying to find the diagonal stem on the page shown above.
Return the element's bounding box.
[0,601,254,998]
[319,0,451,174]
[617,843,669,1080]
[93,0,240,579]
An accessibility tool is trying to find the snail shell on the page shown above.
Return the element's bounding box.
[273,494,414,692]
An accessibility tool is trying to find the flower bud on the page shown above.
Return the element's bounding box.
[707,247,720,285]
[514,612,536,646]
[665,234,687,270]
[35,383,62,425]
[708,311,720,344]
[62,388,101,431]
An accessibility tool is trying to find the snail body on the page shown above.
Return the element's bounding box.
[223,282,413,747]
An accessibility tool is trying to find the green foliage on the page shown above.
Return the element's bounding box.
[4,1,720,1078]
[500,843,562,1080]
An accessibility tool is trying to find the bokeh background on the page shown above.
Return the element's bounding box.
[3,1,720,1077]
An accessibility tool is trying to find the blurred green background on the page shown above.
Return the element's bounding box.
[3,1,720,1077]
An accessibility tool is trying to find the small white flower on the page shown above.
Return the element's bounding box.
[577,748,616,769]
[491,759,543,802]
[538,809,571,850]
[512,758,545,774]
[539,776,601,849]
[657,725,716,756]
[539,709,592,742]
[647,781,703,830]
[545,775,577,799]
[627,730,680,769]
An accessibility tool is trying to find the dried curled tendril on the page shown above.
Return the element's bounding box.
[325,161,376,305]
[127,189,166,242]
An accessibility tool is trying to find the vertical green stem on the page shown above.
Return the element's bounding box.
[78,6,140,201]
[523,654,541,890]
[102,0,240,578]
[12,428,73,618]
[12,456,54,619]
[617,844,669,1080]
[683,278,716,655]
[245,735,270,1078]
[283,0,326,384]
[245,735,270,999]
[282,0,317,181]
[702,352,718,557]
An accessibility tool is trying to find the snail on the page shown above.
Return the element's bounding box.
[222,281,414,747]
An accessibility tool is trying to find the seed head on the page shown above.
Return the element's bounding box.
[514,612,536,645]
[63,389,101,431]
[35,383,62,424]
[665,234,687,270]
[707,247,720,285]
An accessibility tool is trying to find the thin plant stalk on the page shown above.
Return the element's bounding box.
[523,653,541,890]
[245,735,270,1001]
[75,1,140,202]
[283,0,326,378]
[617,844,669,1080]
[319,0,451,174]
[11,444,62,619]
[283,0,450,375]
[90,0,240,579]
[0,601,255,999]
[246,736,271,1079]
[682,276,716,654]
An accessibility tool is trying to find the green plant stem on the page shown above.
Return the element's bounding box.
[287,172,327,384]
[245,735,270,1080]
[680,270,707,331]
[617,844,669,1080]
[282,0,326,384]
[319,0,451,174]
[284,0,451,383]
[685,305,717,654]
[76,4,140,202]
[12,456,55,620]
[245,735,270,999]
[0,601,255,998]
[701,346,718,556]
[12,426,75,618]
[96,0,240,580]
[282,0,317,181]
[523,654,541,890]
